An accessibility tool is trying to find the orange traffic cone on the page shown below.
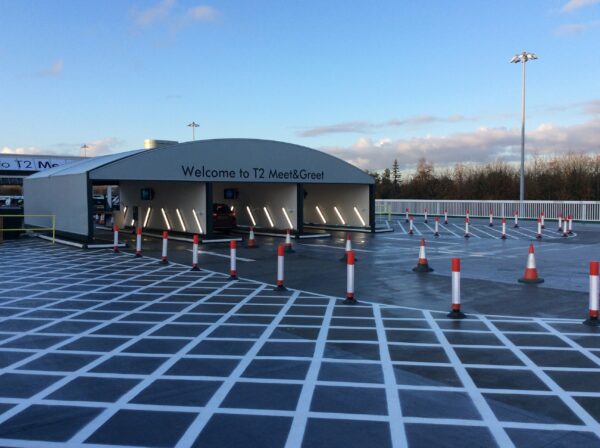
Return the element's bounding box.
[518,243,544,284]
[413,239,433,273]
[247,227,258,248]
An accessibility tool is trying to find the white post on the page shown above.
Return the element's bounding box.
[192,234,199,270]
[135,227,142,257]
[230,240,237,279]
[113,225,119,252]
[588,261,599,325]
[161,231,168,263]
[345,251,356,304]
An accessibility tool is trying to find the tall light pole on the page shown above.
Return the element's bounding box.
[81,144,89,158]
[511,51,538,202]
[187,121,199,141]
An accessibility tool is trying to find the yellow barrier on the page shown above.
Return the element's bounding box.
[0,214,56,244]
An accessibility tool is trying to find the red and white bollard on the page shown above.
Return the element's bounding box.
[424,209,428,223]
[229,240,237,279]
[434,216,439,237]
[191,234,199,271]
[562,217,569,237]
[344,250,357,305]
[405,208,410,223]
[466,209,470,221]
[284,229,295,253]
[536,217,542,240]
[161,231,168,264]
[340,233,354,262]
[274,244,286,291]
[514,211,519,228]
[464,217,470,238]
[444,209,448,225]
[540,211,545,229]
[501,218,507,240]
[557,213,563,232]
[568,214,573,235]
[585,261,599,326]
[448,258,465,319]
[113,225,119,253]
[409,215,414,235]
[489,210,494,227]
[135,227,142,257]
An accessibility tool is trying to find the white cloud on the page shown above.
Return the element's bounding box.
[554,20,600,35]
[298,114,469,137]
[1,146,48,155]
[82,138,126,157]
[1,137,125,158]
[132,0,218,32]
[38,59,64,77]
[320,118,600,170]
[561,0,600,12]
[185,5,218,22]
[133,0,176,27]
[584,100,600,115]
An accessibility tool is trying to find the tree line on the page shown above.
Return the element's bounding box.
[370,153,600,200]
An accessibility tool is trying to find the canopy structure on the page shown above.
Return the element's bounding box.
[25,139,375,240]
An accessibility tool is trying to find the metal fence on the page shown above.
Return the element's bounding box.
[375,200,600,222]
[1,214,56,243]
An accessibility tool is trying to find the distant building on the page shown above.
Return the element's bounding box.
[0,154,82,195]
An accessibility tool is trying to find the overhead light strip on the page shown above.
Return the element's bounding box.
[353,206,366,226]
[263,207,275,228]
[315,206,327,224]
[192,209,204,234]
[246,206,256,226]
[161,208,171,230]
[175,208,186,232]
[143,207,152,228]
[282,208,293,229]
[333,206,346,225]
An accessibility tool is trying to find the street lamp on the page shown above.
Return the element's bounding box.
[511,50,538,202]
[187,121,199,141]
[81,144,89,158]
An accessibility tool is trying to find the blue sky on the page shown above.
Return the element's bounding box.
[1,0,599,170]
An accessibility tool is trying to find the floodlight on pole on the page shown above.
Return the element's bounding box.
[187,121,199,141]
[511,50,538,203]
[81,144,89,158]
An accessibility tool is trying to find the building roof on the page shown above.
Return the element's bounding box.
[27,139,373,185]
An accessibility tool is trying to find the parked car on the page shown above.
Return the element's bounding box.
[212,203,236,231]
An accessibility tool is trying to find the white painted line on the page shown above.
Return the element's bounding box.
[284,298,337,448]
[422,222,437,236]
[298,233,332,239]
[517,226,559,240]
[484,225,518,240]
[373,305,408,447]
[177,290,303,448]
[301,243,375,253]
[479,316,600,435]
[186,249,255,262]
[396,220,408,235]
[37,235,84,248]
[86,243,128,249]
[469,225,499,239]
[452,224,480,238]
[440,223,461,238]
[423,311,515,447]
